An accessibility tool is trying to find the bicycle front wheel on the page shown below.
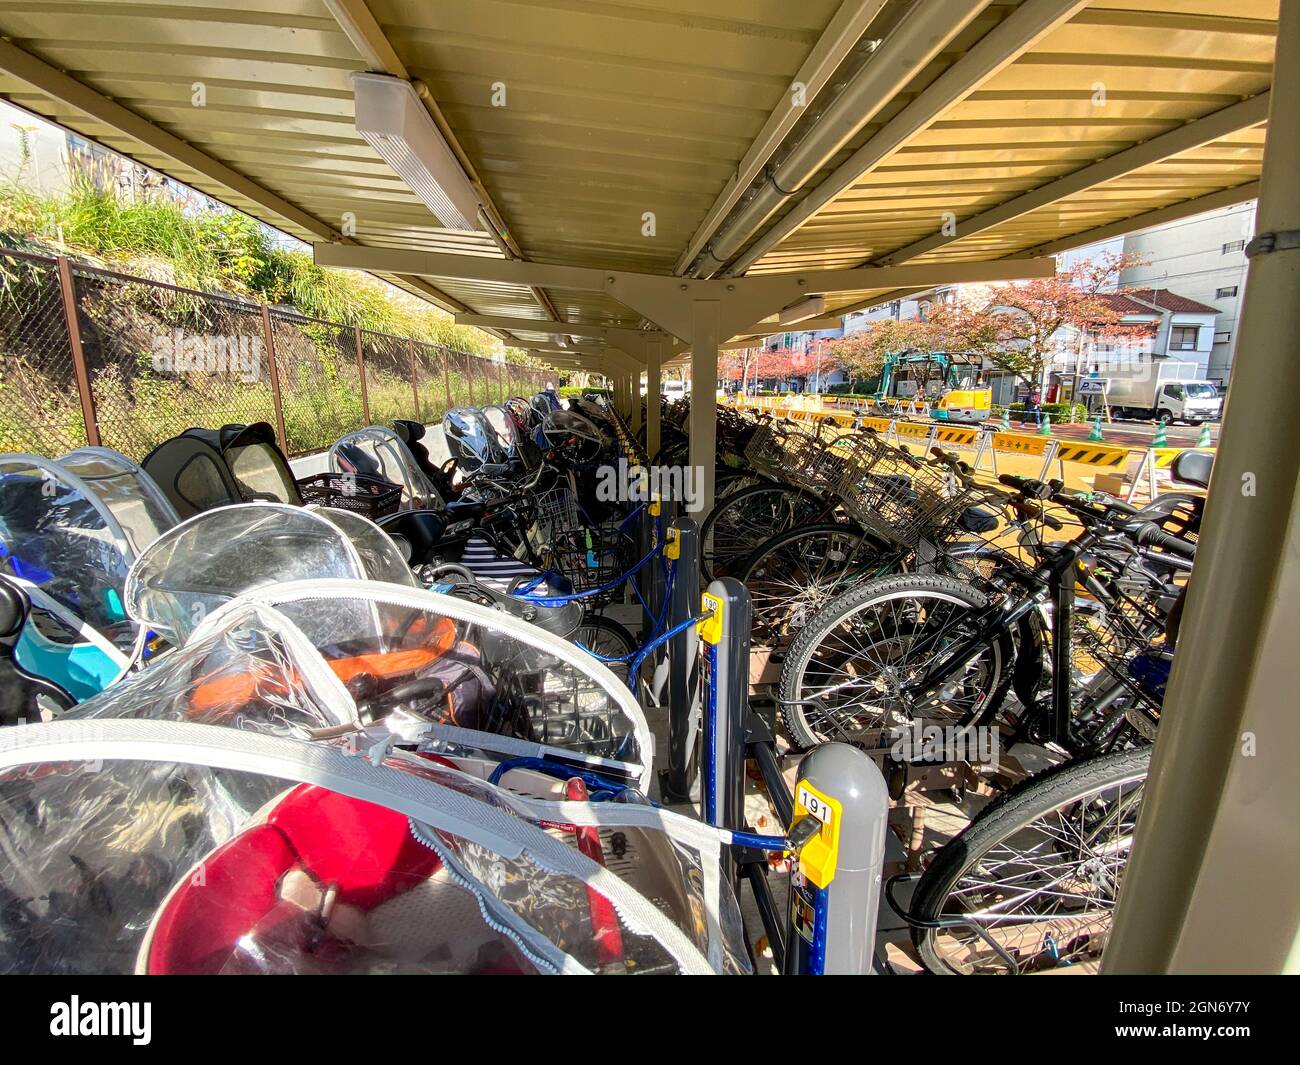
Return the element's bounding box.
[573,613,637,686]
[778,573,1013,748]
[910,746,1151,974]
[738,523,885,647]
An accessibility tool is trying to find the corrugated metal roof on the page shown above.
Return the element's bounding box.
[741,1,1276,315]
[0,1,1278,342]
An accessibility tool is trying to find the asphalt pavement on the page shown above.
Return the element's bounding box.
[990,417,1218,448]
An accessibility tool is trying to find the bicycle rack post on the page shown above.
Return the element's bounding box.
[660,517,700,803]
[699,577,750,882]
[785,744,889,975]
[637,496,662,644]
[694,579,795,968]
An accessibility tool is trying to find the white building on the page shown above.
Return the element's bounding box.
[843,287,957,334]
[1059,201,1255,385]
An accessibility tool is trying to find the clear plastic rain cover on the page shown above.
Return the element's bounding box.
[124,503,415,646]
[329,426,444,511]
[0,579,748,973]
[0,449,177,651]
[73,578,655,786]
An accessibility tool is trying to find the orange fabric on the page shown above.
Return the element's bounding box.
[189,616,458,715]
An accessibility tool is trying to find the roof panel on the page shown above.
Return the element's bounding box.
[745,0,1275,281]
[0,0,1279,342]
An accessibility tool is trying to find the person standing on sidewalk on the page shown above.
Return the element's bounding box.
[1021,387,1041,427]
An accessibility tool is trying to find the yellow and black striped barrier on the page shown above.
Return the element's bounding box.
[932,424,980,448]
[731,400,1213,501]
[1054,441,1130,468]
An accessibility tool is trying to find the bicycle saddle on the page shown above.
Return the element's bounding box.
[1170,449,1213,489]
[958,507,999,534]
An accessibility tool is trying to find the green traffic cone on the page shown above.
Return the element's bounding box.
[1088,416,1104,441]
[1153,418,1168,447]
[1196,422,1212,448]
[1038,412,1052,436]
[1000,409,1011,432]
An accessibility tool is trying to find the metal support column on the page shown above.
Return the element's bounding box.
[660,517,700,803]
[689,299,720,518]
[631,364,643,434]
[646,339,663,460]
[1106,3,1300,975]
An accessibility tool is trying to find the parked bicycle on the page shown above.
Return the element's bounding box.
[776,463,1199,752]
[734,436,1014,644]
[798,455,1209,976]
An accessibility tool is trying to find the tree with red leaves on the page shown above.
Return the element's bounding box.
[830,305,1000,381]
[982,251,1153,389]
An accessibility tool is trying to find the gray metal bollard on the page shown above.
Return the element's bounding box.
[784,743,889,975]
[660,517,700,802]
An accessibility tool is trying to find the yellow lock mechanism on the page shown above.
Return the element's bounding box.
[698,592,724,645]
[664,526,681,560]
[790,781,842,888]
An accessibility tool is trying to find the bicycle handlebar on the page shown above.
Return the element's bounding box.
[997,473,1060,500]
[1011,498,1064,531]
[1130,521,1197,560]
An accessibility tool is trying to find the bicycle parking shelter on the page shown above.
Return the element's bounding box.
[0,0,1295,973]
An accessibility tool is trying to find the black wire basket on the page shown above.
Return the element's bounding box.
[835,446,981,549]
[296,472,403,520]
[800,429,888,492]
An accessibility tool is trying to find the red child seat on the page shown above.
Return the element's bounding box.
[143,784,441,974]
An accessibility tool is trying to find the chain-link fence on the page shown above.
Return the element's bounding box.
[0,247,554,459]
[0,250,87,455]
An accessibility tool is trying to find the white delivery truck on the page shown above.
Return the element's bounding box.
[1079,360,1223,424]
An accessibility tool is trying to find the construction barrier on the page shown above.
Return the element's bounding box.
[1047,440,1134,494]
[1053,441,1131,469]
[931,424,981,450]
[973,431,1058,480]
[1127,446,1217,503]
[733,399,1210,501]
[891,420,937,451]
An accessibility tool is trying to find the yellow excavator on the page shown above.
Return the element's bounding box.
[877,352,991,424]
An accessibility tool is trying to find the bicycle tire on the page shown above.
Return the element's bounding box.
[778,573,1014,749]
[737,522,885,646]
[910,745,1152,974]
[700,481,828,581]
[574,614,638,685]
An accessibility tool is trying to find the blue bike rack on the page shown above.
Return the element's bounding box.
[697,577,890,975]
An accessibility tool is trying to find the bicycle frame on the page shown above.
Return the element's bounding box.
[897,515,1178,750]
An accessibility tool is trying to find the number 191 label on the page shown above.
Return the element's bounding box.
[796,783,834,825]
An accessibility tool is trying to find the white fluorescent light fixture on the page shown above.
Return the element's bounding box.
[352,72,482,232]
[778,295,826,325]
